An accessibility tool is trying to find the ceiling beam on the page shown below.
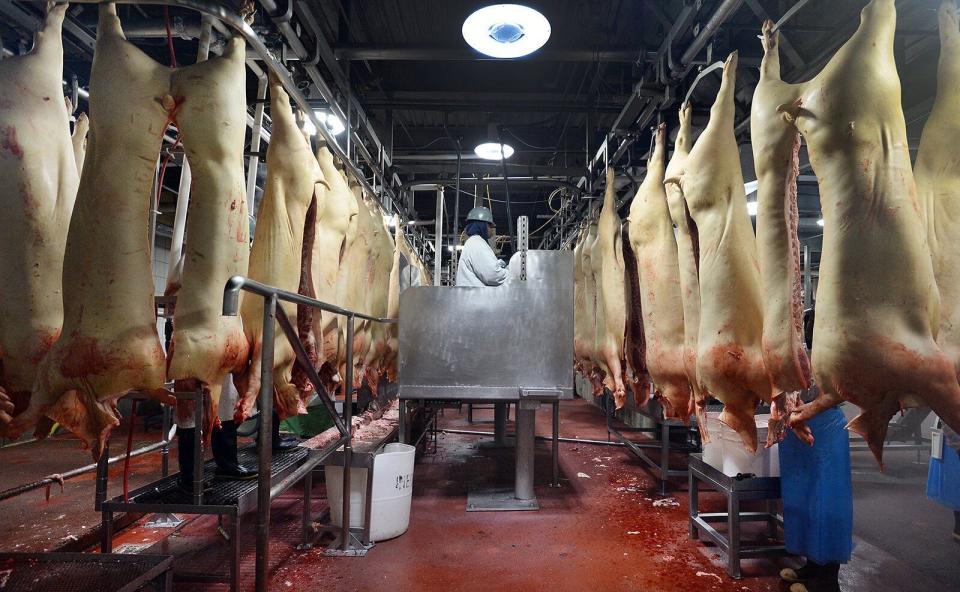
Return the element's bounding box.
[332,45,655,62]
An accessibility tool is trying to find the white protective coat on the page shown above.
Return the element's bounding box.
[456,235,507,287]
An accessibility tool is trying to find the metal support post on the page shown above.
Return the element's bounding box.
[300,469,313,549]
[551,402,560,487]
[160,404,171,478]
[95,442,109,511]
[254,294,277,592]
[341,315,355,551]
[398,399,407,444]
[434,186,444,285]
[192,387,203,506]
[514,406,536,501]
[246,75,268,206]
[493,403,508,446]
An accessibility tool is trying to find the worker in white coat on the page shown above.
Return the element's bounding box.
[456,206,507,287]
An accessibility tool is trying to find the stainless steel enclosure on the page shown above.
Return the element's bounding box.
[397,250,574,402]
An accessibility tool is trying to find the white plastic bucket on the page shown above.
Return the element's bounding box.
[326,443,416,542]
[702,413,780,477]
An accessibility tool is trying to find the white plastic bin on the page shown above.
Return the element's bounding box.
[326,443,416,542]
[702,412,780,477]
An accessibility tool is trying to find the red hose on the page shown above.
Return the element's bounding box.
[163,6,177,69]
[122,400,138,503]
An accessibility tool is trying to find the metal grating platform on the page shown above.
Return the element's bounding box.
[0,552,172,592]
[105,446,309,511]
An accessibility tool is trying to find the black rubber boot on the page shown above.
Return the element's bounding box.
[272,412,300,451]
[781,560,820,582]
[176,427,212,494]
[212,420,258,480]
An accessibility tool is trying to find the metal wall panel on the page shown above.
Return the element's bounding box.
[398,251,574,401]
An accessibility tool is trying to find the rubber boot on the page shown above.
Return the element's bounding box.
[780,560,820,583]
[789,562,840,592]
[272,412,300,451]
[211,420,258,480]
[176,427,212,495]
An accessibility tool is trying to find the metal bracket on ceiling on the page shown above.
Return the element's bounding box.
[266,0,293,24]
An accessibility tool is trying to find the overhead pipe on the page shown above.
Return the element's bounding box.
[402,177,582,193]
[674,0,744,78]
[332,46,655,63]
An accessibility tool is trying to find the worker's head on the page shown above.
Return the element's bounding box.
[465,206,495,241]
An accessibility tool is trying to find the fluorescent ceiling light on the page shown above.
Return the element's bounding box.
[447,245,465,252]
[817,218,825,227]
[474,142,515,160]
[746,201,758,217]
[302,110,346,137]
[744,179,758,196]
[462,4,551,58]
[383,214,397,228]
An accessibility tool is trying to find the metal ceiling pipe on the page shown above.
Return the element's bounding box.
[676,0,744,76]
[332,46,655,63]
[79,17,203,38]
[402,177,582,193]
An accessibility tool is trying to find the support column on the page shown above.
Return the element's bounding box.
[514,406,536,501]
[493,403,508,445]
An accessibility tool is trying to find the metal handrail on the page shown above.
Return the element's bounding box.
[223,275,398,589]
[223,275,397,325]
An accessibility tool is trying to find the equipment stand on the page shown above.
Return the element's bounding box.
[467,400,539,512]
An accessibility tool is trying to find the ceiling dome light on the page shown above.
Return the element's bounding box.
[474,142,514,160]
[817,218,825,226]
[746,201,758,217]
[302,110,346,137]
[462,4,551,58]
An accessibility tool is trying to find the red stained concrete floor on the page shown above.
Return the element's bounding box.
[2,399,957,591]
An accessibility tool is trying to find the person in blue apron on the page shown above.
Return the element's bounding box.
[926,422,960,542]
[779,307,853,592]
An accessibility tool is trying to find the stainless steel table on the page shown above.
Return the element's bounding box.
[688,453,784,578]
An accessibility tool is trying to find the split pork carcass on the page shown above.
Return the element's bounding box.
[621,215,648,405]
[362,206,397,392]
[165,25,250,435]
[71,110,89,174]
[12,4,172,455]
[752,20,812,442]
[234,74,328,422]
[381,219,404,381]
[595,168,628,408]
[781,0,960,462]
[580,221,603,393]
[628,123,691,421]
[296,145,359,396]
[331,183,376,395]
[916,2,960,387]
[681,53,772,453]
[572,227,588,374]
[663,101,710,434]
[0,4,80,437]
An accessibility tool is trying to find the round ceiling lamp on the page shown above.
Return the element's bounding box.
[474,142,515,160]
[462,4,551,59]
[302,110,346,137]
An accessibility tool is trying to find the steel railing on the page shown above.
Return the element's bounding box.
[223,275,396,590]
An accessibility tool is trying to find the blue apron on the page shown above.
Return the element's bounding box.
[926,439,960,511]
[778,406,853,564]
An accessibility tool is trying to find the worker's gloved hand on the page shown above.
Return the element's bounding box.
[497,259,507,268]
